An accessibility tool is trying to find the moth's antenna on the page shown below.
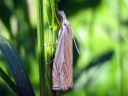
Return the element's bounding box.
[71,25,85,51]
[72,36,80,55]
[71,26,82,44]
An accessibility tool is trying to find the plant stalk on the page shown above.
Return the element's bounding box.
[45,0,60,95]
[37,0,49,95]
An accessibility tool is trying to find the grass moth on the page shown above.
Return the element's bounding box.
[52,11,73,91]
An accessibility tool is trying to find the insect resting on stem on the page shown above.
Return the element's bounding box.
[52,11,74,91]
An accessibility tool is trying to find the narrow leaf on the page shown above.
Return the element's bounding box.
[0,35,35,96]
[0,67,18,95]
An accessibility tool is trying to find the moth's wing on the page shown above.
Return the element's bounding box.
[52,29,65,90]
[60,25,73,91]
[65,26,73,86]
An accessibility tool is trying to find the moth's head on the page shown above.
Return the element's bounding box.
[58,11,69,26]
[58,11,66,20]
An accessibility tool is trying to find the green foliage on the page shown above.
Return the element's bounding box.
[0,0,128,96]
[0,67,17,95]
[0,35,35,96]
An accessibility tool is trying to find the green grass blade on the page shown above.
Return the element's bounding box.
[0,35,35,96]
[37,0,49,95]
[0,67,18,95]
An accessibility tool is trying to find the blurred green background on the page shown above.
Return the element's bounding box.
[0,0,128,96]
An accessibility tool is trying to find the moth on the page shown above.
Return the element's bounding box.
[52,11,73,91]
